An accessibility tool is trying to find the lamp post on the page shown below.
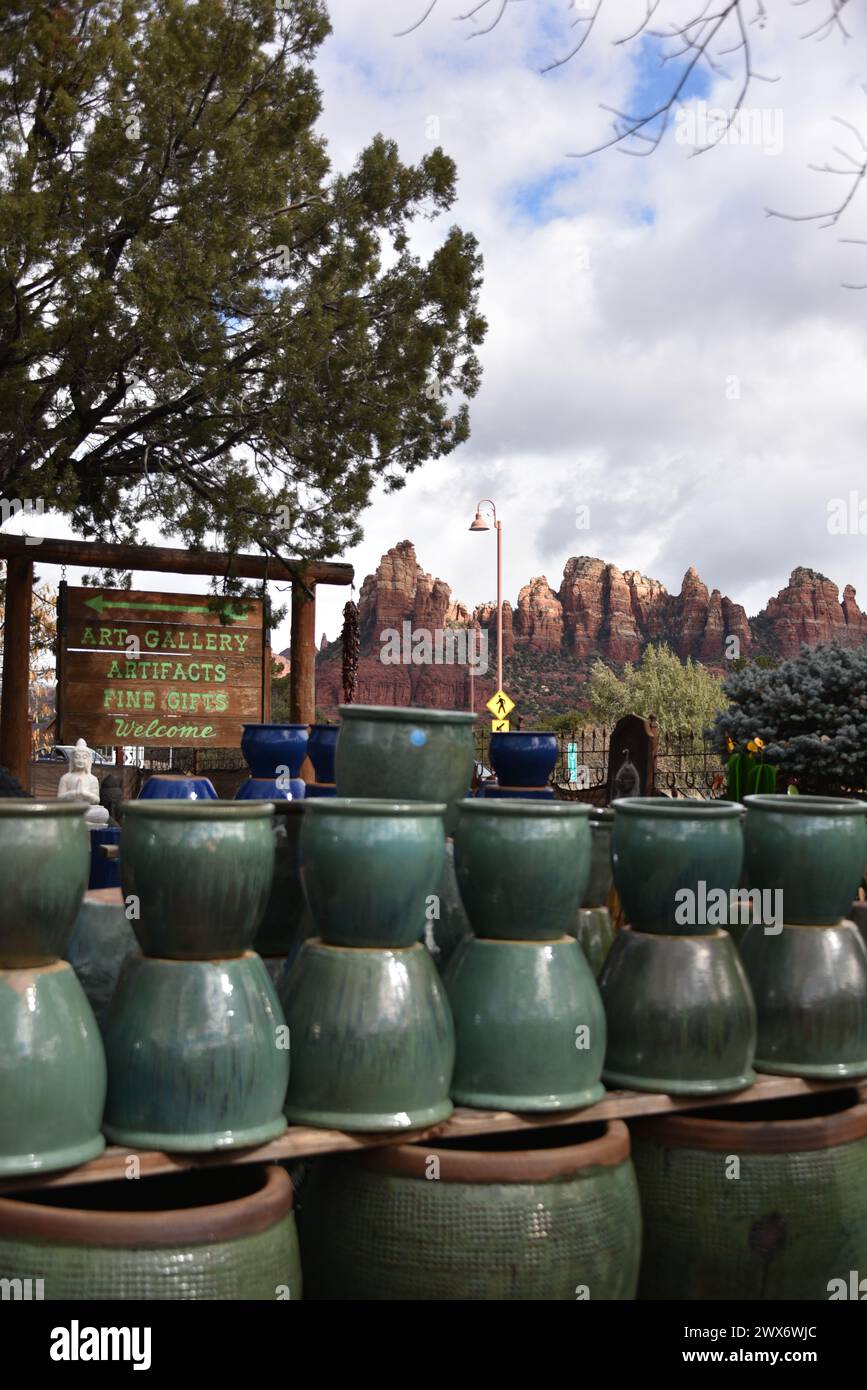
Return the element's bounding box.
[469,499,503,696]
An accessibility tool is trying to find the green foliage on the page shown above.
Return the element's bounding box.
[713,641,867,795]
[0,1,485,562]
[584,644,726,739]
[270,661,292,722]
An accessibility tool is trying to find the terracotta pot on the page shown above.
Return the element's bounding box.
[488,731,558,788]
[101,952,288,1151]
[598,927,756,1094]
[0,801,90,966]
[119,801,274,958]
[611,797,744,935]
[743,793,867,925]
[299,1121,641,1300]
[280,939,454,1131]
[631,1089,867,1300]
[301,799,446,948]
[0,1165,302,1301]
[445,936,606,1110]
[739,919,867,1078]
[334,705,475,834]
[453,800,592,941]
[0,962,106,1176]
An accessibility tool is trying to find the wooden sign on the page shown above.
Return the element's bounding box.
[57,586,265,748]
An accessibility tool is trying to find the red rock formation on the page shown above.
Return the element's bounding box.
[314,544,867,715]
[755,567,867,658]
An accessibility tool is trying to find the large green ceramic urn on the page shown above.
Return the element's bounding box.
[632,1089,867,1300]
[0,801,90,966]
[334,705,476,834]
[743,793,867,925]
[453,800,592,940]
[299,1120,641,1300]
[611,797,744,934]
[0,1165,302,1300]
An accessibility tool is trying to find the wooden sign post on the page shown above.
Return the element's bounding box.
[56,586,265,750]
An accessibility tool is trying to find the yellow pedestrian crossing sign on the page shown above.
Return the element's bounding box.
[491,718,509,733]
[486,689,515,720]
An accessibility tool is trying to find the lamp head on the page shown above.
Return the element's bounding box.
[469,509,490,532]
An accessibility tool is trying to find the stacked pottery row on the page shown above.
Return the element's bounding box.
[279,800,455,1130]
[737,793,867,1079]
[600,797,757,1095]
[0,802,106,1176]
[446,800,606,1110]
[101,801,289,1151]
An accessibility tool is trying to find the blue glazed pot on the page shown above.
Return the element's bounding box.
[235,776,305,801]
[242,724,308,778]
[476,784,555,800]
[489,732,558,789]
[88,826,121,890]
[138,775,217,801]
[308,725,339,784]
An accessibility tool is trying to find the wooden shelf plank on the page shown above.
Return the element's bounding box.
[2,1074,863,1196]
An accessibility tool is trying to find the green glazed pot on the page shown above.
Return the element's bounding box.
[102,952,288,1150]
[65,889,138,1029]
[299,1120,641,1301]
[424,841,472,973]
[0,962,106,1176]
[584,808,614,908]
[631,1089,867,1300]
[334,705,476,835]
[573,907,615,978]
[120,801,274,958]
[738,920,867,1078]
[444,935,606,1110]
[0,1165,302,1301]
[743,793,867,926]
[598,928,756,1094]
[453,801,592,941]
[611,797,744,935]
[0,801,90,966]
[301,799,446,948]
[253,802,307,957]
[280,939,454,1131]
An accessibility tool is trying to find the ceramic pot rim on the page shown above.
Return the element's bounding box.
[304,936,426,957]
[303,798,447,816]
[242,722,309,732]
[0,800,88,818]
[744,793,867,816]
[590,808,614,824]
[632,1098,867,1153]
[121,800,273,818]
[0,1164,293,1247]
[613,796,742,819]
[337,704,477,724]
[489,731,557,741]
[353,1120,630,1182]
[309,723,339,733]
[457,799,591,817]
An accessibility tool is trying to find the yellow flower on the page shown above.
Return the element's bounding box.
[753,737,765,750]
[725,735,734,753]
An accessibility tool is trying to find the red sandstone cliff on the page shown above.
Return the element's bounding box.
[315,543,867,714]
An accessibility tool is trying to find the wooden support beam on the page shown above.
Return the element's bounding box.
[0,555,34,785]
[0,535,352,587]
[290,578,316,780]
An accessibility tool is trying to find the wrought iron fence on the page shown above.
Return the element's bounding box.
[474,726,725,801]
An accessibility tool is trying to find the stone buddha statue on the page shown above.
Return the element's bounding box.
[58,739,109,827]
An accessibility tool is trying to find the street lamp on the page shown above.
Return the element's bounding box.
[469,499,503,696]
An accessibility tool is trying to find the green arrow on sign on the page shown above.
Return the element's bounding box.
[84,594,249,621]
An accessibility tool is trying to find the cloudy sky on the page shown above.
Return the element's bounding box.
[9,0,867,652]
[306,0,867,643]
